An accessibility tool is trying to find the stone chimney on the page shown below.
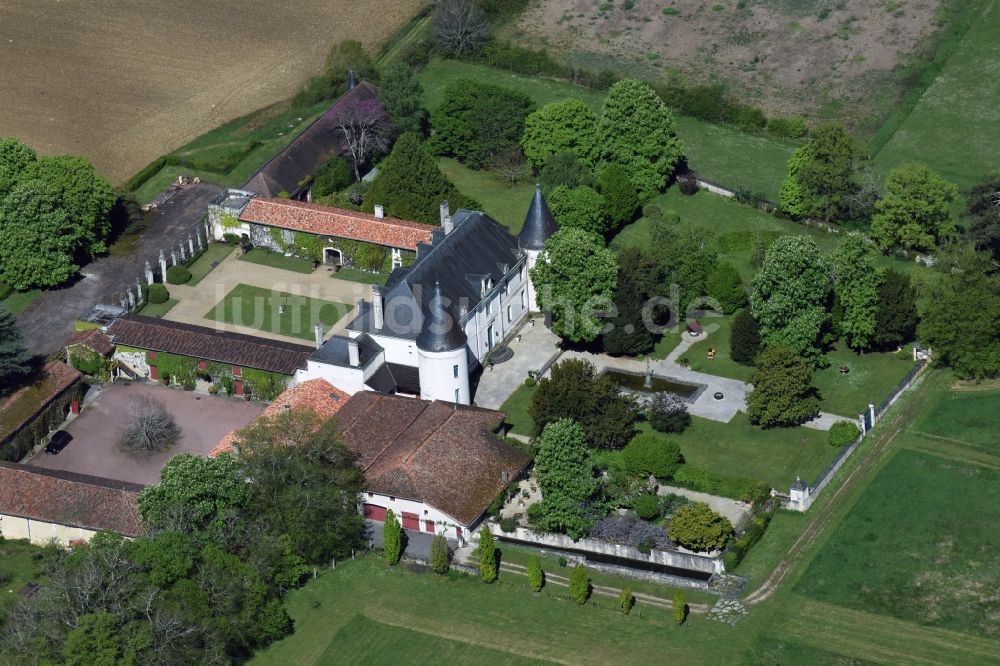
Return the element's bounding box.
[440,200,452,234]
[374,204,385,219]
[370,285,384,330]
[348,338,360,367]
[314,324,323,350]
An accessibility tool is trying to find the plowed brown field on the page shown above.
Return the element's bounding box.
[0,0,420,184]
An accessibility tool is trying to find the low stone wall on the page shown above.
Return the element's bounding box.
[488,523,723,579]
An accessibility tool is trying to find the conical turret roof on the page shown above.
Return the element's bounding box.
[518,184,558,251]
[416,281,468,352]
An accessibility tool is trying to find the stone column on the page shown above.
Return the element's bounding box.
[136,278,144,304]
[188,234,195,255]
[205,220,212,243]
[196,230,203,251]
[159,250,167,280]
[178,242,186,262]
[126,288,135,309]
[144,261,154,285]
[170,250,177,266]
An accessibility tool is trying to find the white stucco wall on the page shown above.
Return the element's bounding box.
[0,514,99,546]
[418,347,470,405]
[363,493,472,541]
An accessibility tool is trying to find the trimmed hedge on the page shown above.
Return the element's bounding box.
[147,284,169,304]
[829,420,860,447]
[165,265,192,285]
[722,510,772,570]
[671,465,770,505]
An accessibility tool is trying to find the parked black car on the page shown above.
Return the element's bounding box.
[44,431,72,455]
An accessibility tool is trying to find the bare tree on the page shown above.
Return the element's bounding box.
[489,149,529,187]
[330,98,391,182]
[118,396,180,453]
[432,0,489,56]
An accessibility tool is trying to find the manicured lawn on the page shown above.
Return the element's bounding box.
[645,326,683,361]
[499,382,538,437]
[872,0,1000,189]
[0,289,42,315]
[677,316,752,383]
[205,284,351,341]
[332,267,389,286]
[315,614,547,665]
[439,158,536,233]
[654,415,835,490]
[251,555,753,665]
[794,448,1000,638]
[185,243,235,286]
[239,248,316,274]
[0,540,47,624]
[911,387,1000,451]
[812,346,916,418]
[418,59,800,199]
[137,298,178,318]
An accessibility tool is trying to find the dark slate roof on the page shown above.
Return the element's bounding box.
[416,282,467,352]
[0,462,143,537]
[242,81,380,198]
[107,315,312,375]
[349,210,523,340]
[791,477,808,491]
[335,393,531,525]
[365,362,421,395]
[518,184,558,251]
[310,333,382,368]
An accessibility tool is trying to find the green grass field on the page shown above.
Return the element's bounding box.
[239,248,317,274]
[186,243,235,286]
[812,346,916,417]
[205,284,351,341]
[332,267,389,286]
[418,59,800,198]
[137,298,178,319]
[251,556,752,666]
[499,382,537,437]
[439,158,536,233]
[677,316,752,382]
[0,540,46,624]
[872,0,1000,189]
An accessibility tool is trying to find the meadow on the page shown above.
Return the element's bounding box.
[419,59,801,199]
[0,0,420,185]
[872,0,1000,189]
[205,284,350,340]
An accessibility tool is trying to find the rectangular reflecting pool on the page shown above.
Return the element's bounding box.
[603,369,704,401]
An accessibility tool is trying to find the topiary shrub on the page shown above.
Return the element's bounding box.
[568,564,591,604]
[147,283,169,304]
[383,512,402,565]
[478,525,498,583]
[632,494,660,521]
[499,516,517,533]
[829,420,860,447]
[165,265,191,285]
[646,392,692,434]
[524,377,537,387]
[222,233,241,245]
[430,534,450,574]
[617,585,635,614]
[527,555,544,592]
[621,432,682,478]
[673,590,687,624]
[677,171,699,195]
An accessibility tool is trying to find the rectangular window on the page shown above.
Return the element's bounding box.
[453,364,459,378]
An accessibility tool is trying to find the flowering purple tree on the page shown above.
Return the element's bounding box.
[331,98,391,182]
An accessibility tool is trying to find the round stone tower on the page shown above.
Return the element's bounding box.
[517,184,559,313]
[416,281,470,405]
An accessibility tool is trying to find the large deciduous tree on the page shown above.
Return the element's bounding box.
[871,163,957,252]
[706,261,748,315]
[538,150,595,190]
[598,164,640,230]
[0,137,37,198]
[530,358,638,449]
[0,179,80,289]
[521,98,600,169]
[0,307,31,395]
[379,63,427,135]
[546,185,608,235]
[780,123,859,222]
[432,0,489,56]
[331,97,391,181]
[746,346,821,427]
[533,419,600,539]
[603,248,664,356]
[751,236,830,365]
[138,453,252,532]
[651,217,719,321]
[363,133,470,224]
[918,249,1000,379]
[873,268,918,350]
[965,172,1000,261]
[831,234,884,350]
[117,396,181,453]
[431,79,535,169]
[530,228,617,344]
[599,79,683,200]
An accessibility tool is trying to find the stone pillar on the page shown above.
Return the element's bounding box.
[178,241,187,262]
[188,234,195,256]
[144,261,154,285]
[196,230,203,251]
[119,296,128,310]
[205,219,212,243]
[136,278,144,304]
[170,250,177,266]
[159,250,167,280]
[126,288,135,309]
